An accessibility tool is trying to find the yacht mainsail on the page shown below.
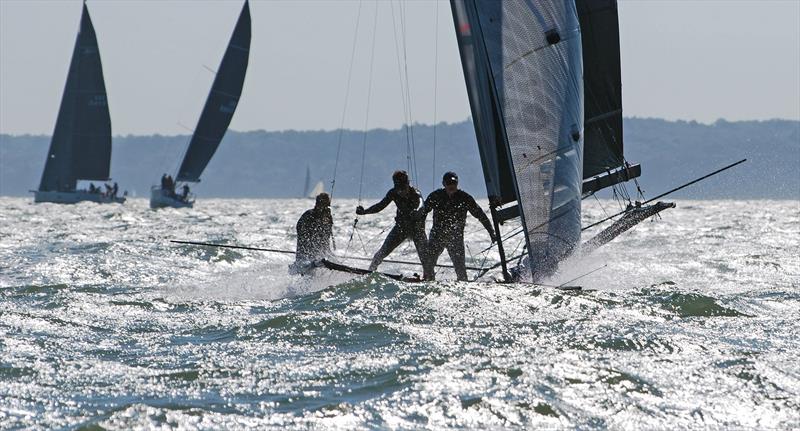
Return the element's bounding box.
[176,0,251,183]
[451,0,585,280]
[38,2,111,193]
[578,0,640,194]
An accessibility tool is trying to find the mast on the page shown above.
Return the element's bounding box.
[176,0,251,183]
[451,0,584,281]
[39,2,111,192]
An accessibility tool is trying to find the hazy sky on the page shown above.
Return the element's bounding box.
[1,0,798,136]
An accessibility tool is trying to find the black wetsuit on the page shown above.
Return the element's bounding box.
[419,189,495,281]
[295,207,333,263]
[360,186,432,278]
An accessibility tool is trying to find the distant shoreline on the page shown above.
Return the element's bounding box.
[2,118,798,200]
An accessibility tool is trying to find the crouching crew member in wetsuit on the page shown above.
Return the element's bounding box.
[416,172,496,281]
[356,170,433,279]
[293,193,334,271]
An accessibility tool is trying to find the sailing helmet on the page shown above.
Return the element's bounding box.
[392,170,409,187]
[315,192,331,208]
[443,171,459,185]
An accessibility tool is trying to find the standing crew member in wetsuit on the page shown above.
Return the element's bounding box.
[356,170,433,279]
[293,193,334,271]
[416,171,496,281]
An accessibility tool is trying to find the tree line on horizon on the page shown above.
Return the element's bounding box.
[1,117,797,200]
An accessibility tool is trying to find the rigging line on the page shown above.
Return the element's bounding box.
[389,1,414,180]
[431,0,439,192]
[368,225,391,246]
[480,208,574,254]
[172,240,482,271]
[557,264,607,288]
[343,218,358,258]
[516,244,528,268]
[633,176,645,200]
[346,2,380,258]
[357,2,380,203]
[354,223,370,257]
[626,160,646,200]
[582,158,748,231]
[330,0,364,199]
[164,122,193,177]
[397,0,420,186]
[172,133,194,180]
[465,243,477,267]
[398,0,413,180]
[170,62,210,178]
[508,236,524,261]
[593,193,611,219]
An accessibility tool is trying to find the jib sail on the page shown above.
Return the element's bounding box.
[176,1,251,183]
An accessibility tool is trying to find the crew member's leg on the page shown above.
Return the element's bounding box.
[445,234,468,281]
[425,230,447,281]
[410,222,433,280]
[369,225,406,271]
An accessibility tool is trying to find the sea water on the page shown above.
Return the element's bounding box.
[0,197,798,429]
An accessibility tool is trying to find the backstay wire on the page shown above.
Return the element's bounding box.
[403,3,421,188]
[332,1,434,268]
[388,2,413,179]
[389,0,420,189]
[344,1,380,259]
[398,1,420,187]
[431,0,440,192]
[329,0,364,199]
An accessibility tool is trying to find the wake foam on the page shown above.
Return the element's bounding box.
[166,262,356,301]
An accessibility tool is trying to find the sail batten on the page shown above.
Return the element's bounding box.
[38,3,112,192]
[176,1,251,183]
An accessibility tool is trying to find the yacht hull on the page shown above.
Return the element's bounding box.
[150,187,194,209]
[33,190,125,204]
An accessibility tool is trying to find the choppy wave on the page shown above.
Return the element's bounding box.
[0,197,798,429]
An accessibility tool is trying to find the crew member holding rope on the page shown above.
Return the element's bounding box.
[356,170,433,279]
[416,172,496,281]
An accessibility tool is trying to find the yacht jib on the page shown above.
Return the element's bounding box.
[150,0,251,209]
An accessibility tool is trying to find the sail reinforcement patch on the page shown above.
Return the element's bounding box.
[545,29,561,45]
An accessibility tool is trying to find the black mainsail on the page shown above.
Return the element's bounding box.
[451,0,585,281]
[450,1,516,207]
[38,2,111,193]
[578,0,640,194]
[176,0,251,183]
